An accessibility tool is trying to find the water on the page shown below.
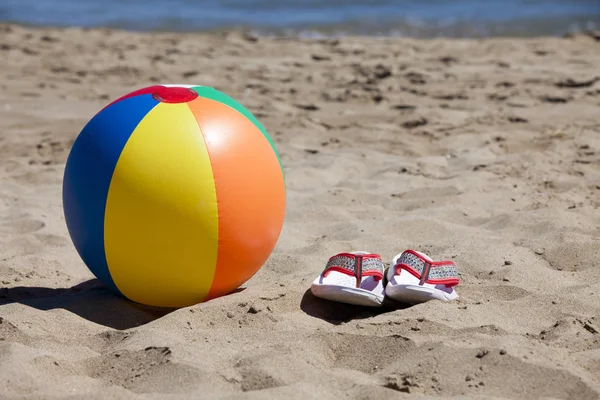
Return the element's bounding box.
[1,0,599,38]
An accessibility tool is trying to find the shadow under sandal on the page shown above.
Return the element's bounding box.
[385,249,460,304]
[311,251,385,307]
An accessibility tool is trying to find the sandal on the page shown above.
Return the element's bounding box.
[311,251,385,307]
[385,249,460,304]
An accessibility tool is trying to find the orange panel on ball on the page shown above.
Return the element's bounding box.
[187,97,286,299]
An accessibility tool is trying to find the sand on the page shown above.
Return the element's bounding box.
[1,22,600,399]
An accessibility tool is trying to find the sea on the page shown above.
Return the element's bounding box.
[1,0,600,38]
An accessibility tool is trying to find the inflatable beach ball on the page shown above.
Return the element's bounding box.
[62,84,286,308]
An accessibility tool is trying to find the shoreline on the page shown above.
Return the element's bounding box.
[1,19,599,40]
[1,21,599,48]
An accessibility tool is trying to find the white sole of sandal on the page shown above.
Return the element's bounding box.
[310,251,385,307]
[310,283,384,307]
[385,251,459,304]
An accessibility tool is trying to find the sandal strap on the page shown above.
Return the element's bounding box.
[395,250,459,287]
[324,253,384,288]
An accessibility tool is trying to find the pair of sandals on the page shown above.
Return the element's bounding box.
[311,249,460,307]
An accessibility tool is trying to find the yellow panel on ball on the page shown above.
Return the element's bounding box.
[104,102,219,308]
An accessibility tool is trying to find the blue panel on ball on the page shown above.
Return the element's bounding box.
[62,94,160,295]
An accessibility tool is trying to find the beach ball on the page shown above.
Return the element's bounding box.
[62,84,286,308]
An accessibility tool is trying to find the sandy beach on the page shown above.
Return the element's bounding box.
[1,23,600,399]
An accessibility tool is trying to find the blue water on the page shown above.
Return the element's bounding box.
[1,0,599,38]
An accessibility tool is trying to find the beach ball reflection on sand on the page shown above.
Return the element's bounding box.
[62,85,286,308]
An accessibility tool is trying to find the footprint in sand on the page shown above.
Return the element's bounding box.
[0,219,45,235]
[538,242,599,273]
[534,317,599,351]
[92,330,136,352]
[84,346,199,392]
[324,332,415,374]
[378,343,598,398]
[237,368,284,392]
[232,333,414,392]
[0,317,29,344]
[34,233,69,247]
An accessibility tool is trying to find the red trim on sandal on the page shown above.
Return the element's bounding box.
[323,253,384,288]
[394,249,460,287]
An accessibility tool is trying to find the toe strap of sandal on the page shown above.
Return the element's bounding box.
[323,253,384,288]
[394,250,460,287]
